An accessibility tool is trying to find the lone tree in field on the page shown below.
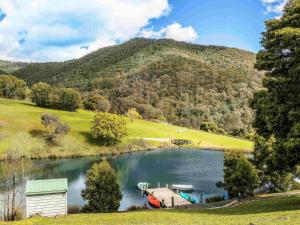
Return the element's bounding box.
[223,152,259,199]
[81,160,122,213]
[251,0,300,178]
[91,112,127,145]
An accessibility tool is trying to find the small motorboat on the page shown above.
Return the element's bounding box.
[171,184,194,192]
[179,192,197,204]
[137,182,149,191]
[147,195,161,208]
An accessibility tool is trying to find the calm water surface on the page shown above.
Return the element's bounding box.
[18,149,226,210]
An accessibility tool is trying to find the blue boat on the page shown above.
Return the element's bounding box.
[179,192,197,204]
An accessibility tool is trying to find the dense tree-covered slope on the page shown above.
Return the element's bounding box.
[14,38,264,134]
[0,60,27,73]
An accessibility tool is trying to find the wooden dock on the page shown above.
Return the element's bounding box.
[146,187,191,208]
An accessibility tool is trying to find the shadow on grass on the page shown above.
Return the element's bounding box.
[169,196,300,216]
[29,129,48,138]
[19,102,73,113]
[29,129,60,147]
[19,102,36,107]
[79,131,112,147]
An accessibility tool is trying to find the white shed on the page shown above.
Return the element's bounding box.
[25,178,68,218]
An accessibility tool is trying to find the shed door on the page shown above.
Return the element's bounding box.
[27,193,67,217]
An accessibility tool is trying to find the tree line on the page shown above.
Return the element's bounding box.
[222,0,300,199]
[0,74,241,137]
[0,75,113,113]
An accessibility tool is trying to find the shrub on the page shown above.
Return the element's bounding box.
[200,121,226,135]
[68,205,81,214]
[81,160,122,213]
[127,204,148,211]
[41,113,70,143]
[41,113,60,126]
[126,108,142,122]
[140,104,164,120]
[2,208,23,221]
[205,195,225,203]
[0,75,27,100]
[251,135,293,193]
[91,112,127,145]
[223,152,259,199]
[171,139,192,147]
[83,94,111,112]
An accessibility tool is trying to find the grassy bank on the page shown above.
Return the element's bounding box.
[0,98,253,158]
[6,195,300,225]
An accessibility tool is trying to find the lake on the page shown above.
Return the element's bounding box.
[4,148,227,211]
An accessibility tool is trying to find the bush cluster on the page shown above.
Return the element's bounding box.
[223,152,259,199]
[205,195,225,203]
[41,113,70,143]
[91,112,127,146]
[32,82,81,111]
[0,75,27,100]
[83,93,110,112]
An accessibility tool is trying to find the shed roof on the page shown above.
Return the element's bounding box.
[26,178,68,196]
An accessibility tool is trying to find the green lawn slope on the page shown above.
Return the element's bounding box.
[0,98,253,158]
[7,195,300,225]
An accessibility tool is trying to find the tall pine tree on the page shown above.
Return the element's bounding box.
[251,0,300,173]
[82,160,122,213]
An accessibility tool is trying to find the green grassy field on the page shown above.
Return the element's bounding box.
[0,98,253,158]
[5,195,300,225]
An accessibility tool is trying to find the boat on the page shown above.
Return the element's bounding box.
[179,192,197,204]
[170,184,194,191]
[147,195,161,208]
[137,182,149,191]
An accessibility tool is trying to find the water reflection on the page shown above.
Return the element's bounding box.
[0,149,226,211]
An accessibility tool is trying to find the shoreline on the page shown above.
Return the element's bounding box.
[0,141,253,161]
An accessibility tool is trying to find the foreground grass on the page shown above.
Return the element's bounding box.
[0,98,253,158]
[5,195,300,225]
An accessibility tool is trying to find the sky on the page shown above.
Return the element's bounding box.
[0,0,288,62]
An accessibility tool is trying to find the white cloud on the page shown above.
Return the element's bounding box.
[140,22,198,42]
[261,0,280,3]
[261,0,288,16]
[0,0,170,62]
[164,23,198,42]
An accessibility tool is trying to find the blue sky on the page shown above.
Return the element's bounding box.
[149,0,271,52]
[0,0,286,62]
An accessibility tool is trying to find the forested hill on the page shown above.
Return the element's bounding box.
[0,60,27,73]
[14,38,264,135]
